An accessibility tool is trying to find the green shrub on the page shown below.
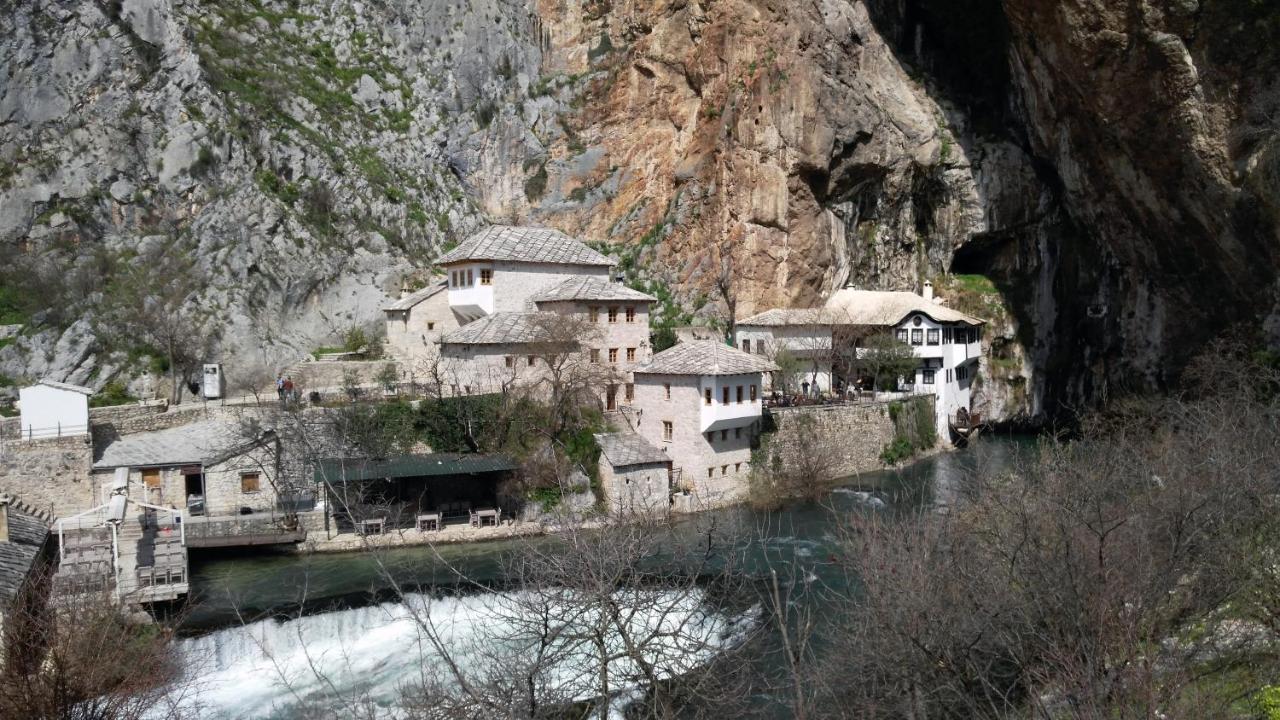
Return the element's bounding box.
[90,381,136,408]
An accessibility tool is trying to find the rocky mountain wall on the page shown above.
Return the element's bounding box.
[3,0,1277,424]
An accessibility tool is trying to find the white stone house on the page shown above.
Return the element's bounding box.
[17,379,91,440]
[734,309,838,395]
[626,341,778,510]
[382,279,458,364]
[735,282,985,438]
[91,420,285,518]
[435,225,615,322]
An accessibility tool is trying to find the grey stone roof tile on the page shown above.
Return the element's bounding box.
[436,226,613,267]
[531,277,657,303]
[93,420,258,469]
[383,279,446,312]
[633,340,779,376]
[439,312,564,345]
[595,432,670,468]
[0,504,48,604]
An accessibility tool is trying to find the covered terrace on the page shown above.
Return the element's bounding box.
[314,454,518,536]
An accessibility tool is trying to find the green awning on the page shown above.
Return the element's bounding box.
[314,454,518,483]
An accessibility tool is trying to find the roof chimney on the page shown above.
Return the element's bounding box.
[922,280,934,301]
[0,495,11,544]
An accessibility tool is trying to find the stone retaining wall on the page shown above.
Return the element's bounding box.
[0,434,95,519]
[283,360,402,393]
[765,400,932,479]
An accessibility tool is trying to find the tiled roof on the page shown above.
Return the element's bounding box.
[823,289,985,326]
[634,340,779,376]
[315,454,518,483]
[439,312,568,345]
[93,420,264,469]
[436,226,613,267]
[383,279,446,312]
[531,277,656,303]
[596,432,670,468]
[0,503,49,605]
[37,379,94,395]
[736,308,843,326]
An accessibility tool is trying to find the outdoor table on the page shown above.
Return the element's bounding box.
[356,518,385,536]
[416,512,442,532]
[471,508,500,527]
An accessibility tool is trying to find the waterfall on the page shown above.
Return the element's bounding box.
[168,589,757,719]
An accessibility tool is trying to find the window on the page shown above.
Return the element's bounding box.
[625,306,636,322]
[427,322,435,331]
[608,307,619,323]
[663,421,673,442]
[241,472,261,494]
[528,355,537,366]
[911,329,923,346]
[606,386,617,411]
[505,356,514,368]
[706,432,714,443]
[625,383,634,403]
[626,347,636,362]
[750,384,757,402]
[466,269,473,286]
[665,383,671,400]
[479,268,492,285]
[735,462,741,473]
[927,329,940,345]
[608,348,619,363]
[922,369,936,385]
[896,329,909,343]
[450,271,457,287]
[721,465,728,476]
[757,343,766,355]
[707,468,714,478]
[722,387,730,405]
[957,365,969,381]
[942,327,952,344]
[590,349,600,363]
[955,328,968,344]
[142,469,162,488]
[741,339,751,353]
[735,427,742,439]
[721,429,728,441]
[589,306,599,322]
[736,385,744,404]
[704,388,712,405]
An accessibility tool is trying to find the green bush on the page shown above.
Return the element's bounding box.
[90,381,136,408]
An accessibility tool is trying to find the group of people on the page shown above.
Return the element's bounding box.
[276,375,300,406]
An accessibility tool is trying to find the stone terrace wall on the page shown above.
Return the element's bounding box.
[283,360,402,393]
[766,401,909,479]
[0,434,95,519]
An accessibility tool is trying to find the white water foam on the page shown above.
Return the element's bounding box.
[169,589,756,719]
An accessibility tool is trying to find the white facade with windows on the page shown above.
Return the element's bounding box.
[735,285,986,441]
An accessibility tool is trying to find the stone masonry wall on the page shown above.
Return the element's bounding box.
[0,434,94,519]
[765,400,925,480]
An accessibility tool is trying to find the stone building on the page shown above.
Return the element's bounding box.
[91,420,284,518]
[594,432,672,515]
[625,341,778,510]
[382,279,457,364]
[436,225,614,321]
[736,282,984,438]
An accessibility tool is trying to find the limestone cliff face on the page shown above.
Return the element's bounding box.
[4,0,1276,423]
[994,0,1280,411]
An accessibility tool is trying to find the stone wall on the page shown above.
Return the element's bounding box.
[764,400,932,480]
[283,360,402,394]
[0,434,94,519]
